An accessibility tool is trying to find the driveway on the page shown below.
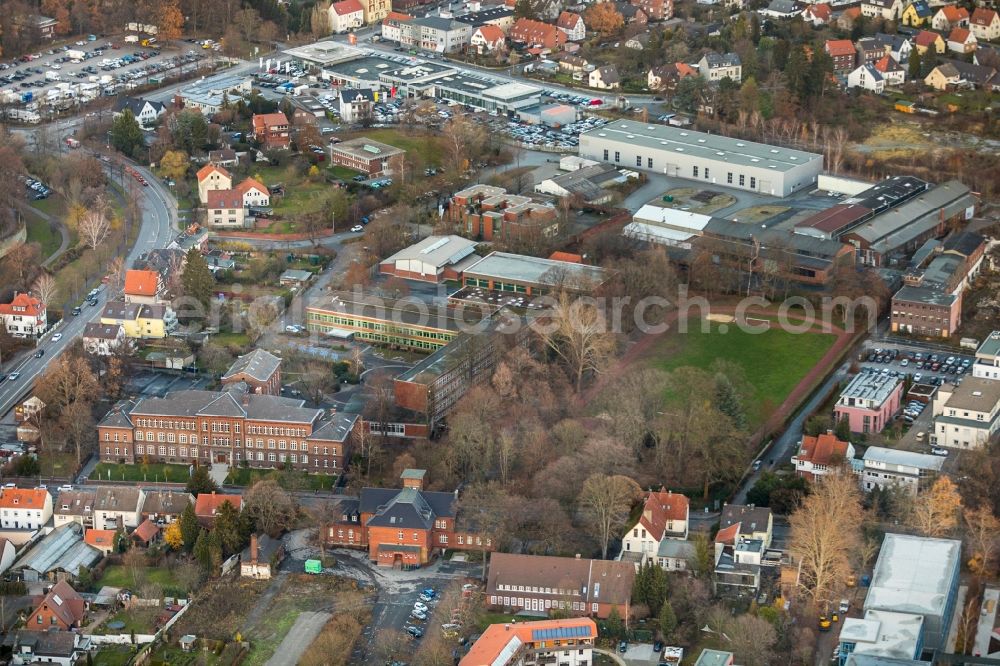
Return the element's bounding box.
[264,610,331,666]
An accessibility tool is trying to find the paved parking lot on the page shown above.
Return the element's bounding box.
[0,39,207,110]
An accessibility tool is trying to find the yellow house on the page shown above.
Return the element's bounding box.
[100,300,176,339]
[924,63,962,90]
[914,30,946,54]
[901,0,933,26]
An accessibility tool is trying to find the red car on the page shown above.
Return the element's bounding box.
[589,99,603,106]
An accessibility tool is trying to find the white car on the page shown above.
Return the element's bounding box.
[931,447,949,456]
[413,601,429,613]
[350,225,364,233]
[58,484,73,492]
[51,333,62,342]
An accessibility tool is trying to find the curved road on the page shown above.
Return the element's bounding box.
[0,159,177,419]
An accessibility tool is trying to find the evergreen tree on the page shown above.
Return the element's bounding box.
[179,503,201,552]
[181,247,213,310]
[605,607,624,639]
[186,466,219,496]
[715,374,747,430]
[632,561,670,616]
[659,601,677,640]
[214,500,244,557]
[784,46,809,100]
[206,529,224,572]
[110,108,144,158]
[908,48,922,80]
[513,0,536,19]
[193,528,212,571]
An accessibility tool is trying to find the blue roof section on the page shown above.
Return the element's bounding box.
[531,625,592,641]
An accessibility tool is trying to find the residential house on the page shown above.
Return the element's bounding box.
[325,469,487,567]
[82,323,125,356]
[113,96,165,128]
[401,16,472,52]
[698,52,742,83]
[861,0,903,20]
[833,371,903,434]
[100,300,176,339]
[0,538,17,575]
[339,88,375,123]
[948,27,977,54]
[0,488,52,531]
[240,534,284,579]
[329,0,365,33]
[792,432,855,479]
[589,65,620,89]
[206,189,248,229]
[83,529,117,554]
[221,349,282,396]
[208,149,240,168]
[486,553,635,621]
[861,446,944,494]
[460,618,598,666]
[11,523,102,582]
[15,397,45,424]
[382,11,413,42]
[237,177,270,208]
[848,62,886,92]
[874,54,906,84]
[251,112,291,151]
[714,526,765,595]
[914,29,946,54]
[975,45,1000,67]
[924,59,998,89]
[802,3,832,25]
[625,32,651,50]
[131,518,160,548]
[632,0,671,21]
[470,25,506,53]
[557,11,586,40]
[616,3,649,24]
[856,37,885,64]
[719,504,773,548]
[195,492,243,528]
[826,39,858,72]
[94,487,144,530]
[901,0,933,27]
[874,32,913,63]
[196,163,233,205]
[838,7,863,29]
[279,269,313,287]
[619,490,691,571]
[932,5,969,31]
[759,0,801,19]
[932,377,1000,449]
[974,331,1000,380]
[140,490,193,523]
[14,14,59,40]
[647,62,698,91]
[0,293,46,338]
[53,491,96,529]
[508,18,566,49]
[924,62,961,88]
[359,0,391,24]
[971,8,1000,42]
[123,269,162,305]
[11,631,91,666]
[559,54,592,74]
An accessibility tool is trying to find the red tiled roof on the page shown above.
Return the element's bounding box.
[195,492,243,517]
[332,0,363,14]
[383,11,413,22]
[475,25,505,44]
[32,581,85,628]
[0,293,44,318]
[252,113,289,133]
[798,432,851,466]
[636,490,688,541]
[84,528,117,550]
[133,518,160,543]
[915,30,942,46]
[0,487,48,510]
[715,522,741,545]
[676,62,698,77]
[123,269,159,297]
[971,8,998,26]
[206,188,244,210]
[509,18,563,46]
[557,10,582,28]
[196,163,231,182]
[939,5,968,22]
[806,3,832,20]
[461,618,597,666]
[825,39,856,57]
[841,7,861,19]
[236,177,268,196]
[874,54,902,72]
[548,251,582,263]
[949,27,974,43]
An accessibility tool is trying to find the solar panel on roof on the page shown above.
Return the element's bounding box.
[531,625,591,641]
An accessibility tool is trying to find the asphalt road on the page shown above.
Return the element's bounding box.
[0,159,176,419]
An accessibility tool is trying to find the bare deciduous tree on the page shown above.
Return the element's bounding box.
[535,292,616,393]
[243,479,296,536]
[78,207,111,250]
[964,505,1000,577]
[32,273,58,311]
[910,476,962,537]
[106,256,126,295]
[578,473,641,559]
[789,472,863,607]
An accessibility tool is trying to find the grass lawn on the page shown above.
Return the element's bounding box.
[30,196,66,218]
[92,646,135,666]
[38,451,79,479]
[650,323,836,426]
[99,564,184,596]
[328,164,361,180]
[477,612,521,630]
[95,607,161,635]
[91,461,192,484]
[243,607,299,666]
[246,165,333,222]
[25,216,62,260]
[211,331,252,348]
[149,645,224,666]
[344,128,445,166]
[226,466,338,491]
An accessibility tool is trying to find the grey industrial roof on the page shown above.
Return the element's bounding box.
[411,15,468,30]
[582,119,822,171]
[307,293,482,332]
[382,61,456,83]
[223,349,282,383]
[976,332,1000,358]
[454,6,514,24]
[12,524,101,575]
[394,312,519,385]
[331,137,405,160]
[942,230,984,258]
[694,650,734,666]
[434,73,539,101]
[382,235,479,269]
[463,251,608,289]
[280,269,313,282]
[839,371,901,403]
[940,377,1000,412]
[866,533,961,618]
[282,40,361,66]
[128,389,320,424]
[307,412,359,443]
[892,284,957,307]
[845,656,931,666]
[862,446,944,472]
[850,181,975,248]
[324,55,405,80]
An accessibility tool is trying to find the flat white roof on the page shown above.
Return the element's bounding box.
[633,205,712,232]
[487,81,539,100]
[839,371,901,404]
[848,610,924,660]
[623,222,697,247]
[862,446,944,472]
[866,533,961,619]
[382,235,478,269]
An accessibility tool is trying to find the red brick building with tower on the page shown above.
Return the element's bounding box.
[221,349,283,396]
[325,469,491,568]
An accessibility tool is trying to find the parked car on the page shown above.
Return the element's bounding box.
[413,601,428,613]
[931,447,949,456]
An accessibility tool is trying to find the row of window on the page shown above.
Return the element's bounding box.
[496,583,579,597]
[492,596,598,613]
[602,149,759,189]
[110,446,339,467]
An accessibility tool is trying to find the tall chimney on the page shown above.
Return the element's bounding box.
[251,534,259,563]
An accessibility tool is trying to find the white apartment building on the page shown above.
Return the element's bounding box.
[0,489,52,531]
[932,377,1000,449]
[860,446,944,495]
[973,331,1000,380]
[93,487,144,530]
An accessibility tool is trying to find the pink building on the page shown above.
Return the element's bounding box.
[834,371,903,434]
